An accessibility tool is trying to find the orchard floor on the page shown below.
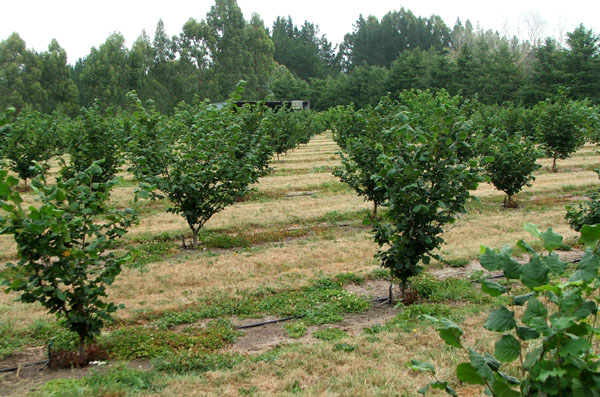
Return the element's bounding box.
[0,132,597,396]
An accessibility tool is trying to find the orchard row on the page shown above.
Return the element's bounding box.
[1,87,599,380]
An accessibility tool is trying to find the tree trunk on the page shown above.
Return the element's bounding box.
[78,334,85,364]
[192,228,198,248]
[400,280,407,302]
[388,279,393,304]
[504,194,517,208]
[552,155,558,173]
[372,202,378,221]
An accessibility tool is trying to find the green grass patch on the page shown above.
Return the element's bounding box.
[148,275,370,330]
[152,351,244,374]
[32,364,162,396]
[313,327,348,341]
[284,321,307,338]
[410,274,491,304]
[101,319,236,360]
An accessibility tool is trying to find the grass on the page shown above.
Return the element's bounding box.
[1,131,599,396]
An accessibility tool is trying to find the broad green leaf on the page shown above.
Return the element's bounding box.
[512,292,535,306]
[523,347,543,370]
[501,256,522,280]
[580,224,600,248]
[516,239,536,255]
[542,253,567,275]
[537,367,566,382]
[490,379,521,397]
[529,317,551,336]
[438,319,464,348]
[560,336,591,357]
[468,349,494,381]
[498,371,520,385]
[520,257,549,289]
[10,278,25,289]
[485,307,516,332]
[522,298,548,325]
[573,301,597,320]
[86,163,103,176]
[540,227,563,252]
[483,352,501,371]
[516,326,540,341]
[523,222,541,238]
[495,334,521,362]
[409,360,435,374]
[479,247,502,271]
[481,279,507,297]
[55,290,66,301]
[0,183,9,196]
[569,249,600,283]
[456,362,485,385]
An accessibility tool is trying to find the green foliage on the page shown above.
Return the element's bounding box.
[34,364,162,396]
[128,85,271,248]
[370,91,483,298]
[153,350,244,374]
[566,171,600,231]
[101,320,236,360]
[329,99,398,218]
[0,162,136,358]
[533,93,590,172]
[416,223,600,395]
[477,131,541,207]
[1,108,56,185]
[261,106,319,160]
[61,102,125,184]
[313,327,348,341]
[285,321,308,338]
[410,274,490,304]
[149,276,370,330]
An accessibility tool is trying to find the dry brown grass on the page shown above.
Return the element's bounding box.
[161,311,494,396]
[2,131,600,396]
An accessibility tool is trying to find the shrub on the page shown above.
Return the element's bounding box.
[413,223,600,395]
[0,162,136,360]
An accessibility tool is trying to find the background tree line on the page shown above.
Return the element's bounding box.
[1,0,599,114]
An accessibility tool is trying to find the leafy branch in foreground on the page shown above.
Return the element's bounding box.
[413,223,600,396]
[0,162,137,361]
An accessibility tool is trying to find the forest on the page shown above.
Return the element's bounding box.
[1,0,599,115]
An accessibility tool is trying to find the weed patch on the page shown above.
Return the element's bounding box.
[152,351,243,374]
[33,364,162,396]
[313,327,348,341]
[148,275,371,330]
[410,274,490,304]
[101,320,236,360]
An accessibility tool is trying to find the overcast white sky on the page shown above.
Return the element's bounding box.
[2,1,599,64]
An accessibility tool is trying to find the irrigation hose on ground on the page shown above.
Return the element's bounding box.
[0,344,51,373]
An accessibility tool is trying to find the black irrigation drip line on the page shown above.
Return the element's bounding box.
[0,343,52,373]
[234,295,397,329]
[0,359,49,373]
[471,273,505,283]
[371,297,390,303]
[234,316,302,330]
